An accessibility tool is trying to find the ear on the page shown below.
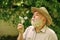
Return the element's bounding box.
[43,18,46,21]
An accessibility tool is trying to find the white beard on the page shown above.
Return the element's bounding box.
[31,19,43,27]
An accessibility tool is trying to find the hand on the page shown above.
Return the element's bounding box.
[17,23,24,33]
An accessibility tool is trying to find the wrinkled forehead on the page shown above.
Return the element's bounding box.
[33,11,39,14]
[33,11,44,17]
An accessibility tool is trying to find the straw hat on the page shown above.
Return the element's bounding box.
[31,7,52,26]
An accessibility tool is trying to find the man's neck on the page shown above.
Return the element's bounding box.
[35,25,45,33]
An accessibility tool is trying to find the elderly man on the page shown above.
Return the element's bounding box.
[17,7,58,40]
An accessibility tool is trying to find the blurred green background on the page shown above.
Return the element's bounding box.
[0,0,60,40]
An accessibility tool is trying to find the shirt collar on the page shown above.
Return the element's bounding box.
[32,25,48,33]
[40,25,47,32]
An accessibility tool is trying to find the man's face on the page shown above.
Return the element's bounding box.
[31,12,46,28]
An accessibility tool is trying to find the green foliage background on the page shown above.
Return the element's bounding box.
[0,0,60,40]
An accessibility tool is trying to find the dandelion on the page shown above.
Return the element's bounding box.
[19,16,25,24]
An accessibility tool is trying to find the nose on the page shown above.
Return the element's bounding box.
[31,18,35,21]
[31,16,35,21]
[33,16,39,19]
[32,18,34,20]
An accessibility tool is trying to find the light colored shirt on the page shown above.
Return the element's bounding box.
[23,25,58,40]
